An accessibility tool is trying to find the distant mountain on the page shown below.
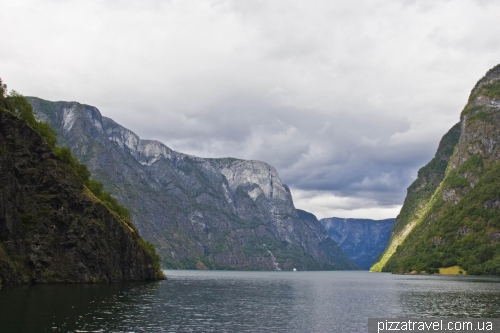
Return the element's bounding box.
[28,97,358,271]
[372,64,500,275]
[0,96,164,287]
[320,217,395,269]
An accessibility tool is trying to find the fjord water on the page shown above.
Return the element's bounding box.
[1,271,499,333]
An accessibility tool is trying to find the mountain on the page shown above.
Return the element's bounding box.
[371,64,500,275]
[0,95,164,287]
[320,217,395,269]
[28,97,358,271]
[370,123,461,272]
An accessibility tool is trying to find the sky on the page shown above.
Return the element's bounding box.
[2,0,500,219]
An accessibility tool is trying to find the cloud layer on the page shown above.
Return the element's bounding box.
[2,0,500,218]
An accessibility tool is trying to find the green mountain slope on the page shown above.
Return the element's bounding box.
[371,64,500,275]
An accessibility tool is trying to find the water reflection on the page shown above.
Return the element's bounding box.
[0,282,151,332]
[0,271,499,333]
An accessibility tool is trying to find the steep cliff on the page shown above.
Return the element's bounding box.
[370,123,461,271]
[28,98,358,270]
[372,64,500,275]
[320,217,395,269]
[0,106,165,287]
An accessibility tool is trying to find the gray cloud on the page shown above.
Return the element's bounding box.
[1,0,500,218]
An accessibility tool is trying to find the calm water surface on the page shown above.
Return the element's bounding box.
[1,270,499,332]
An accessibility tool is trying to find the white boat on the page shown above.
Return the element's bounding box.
[293,268,297,271]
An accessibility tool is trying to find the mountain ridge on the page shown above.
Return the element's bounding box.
[29,97,358,271]
[320,217,395,269]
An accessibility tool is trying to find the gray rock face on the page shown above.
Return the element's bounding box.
[28,97,358,271]
[320,217,395,269]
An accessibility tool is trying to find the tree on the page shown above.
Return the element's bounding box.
[0,78,8,109]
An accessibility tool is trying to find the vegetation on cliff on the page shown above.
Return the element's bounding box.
[371,64,500,275]
[0,78,164,285]
[371,123,461,272]
[2,84,134,225]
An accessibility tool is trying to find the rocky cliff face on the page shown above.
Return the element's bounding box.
[28,98,358,271]
[320,217,395,269]
[372,64,500,275]
[0,109,164,287]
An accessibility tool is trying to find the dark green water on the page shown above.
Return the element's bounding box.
[1,270,499,332]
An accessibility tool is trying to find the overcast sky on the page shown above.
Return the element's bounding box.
[2,0,500,219]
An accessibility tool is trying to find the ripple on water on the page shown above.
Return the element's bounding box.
[0,271,499,332]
